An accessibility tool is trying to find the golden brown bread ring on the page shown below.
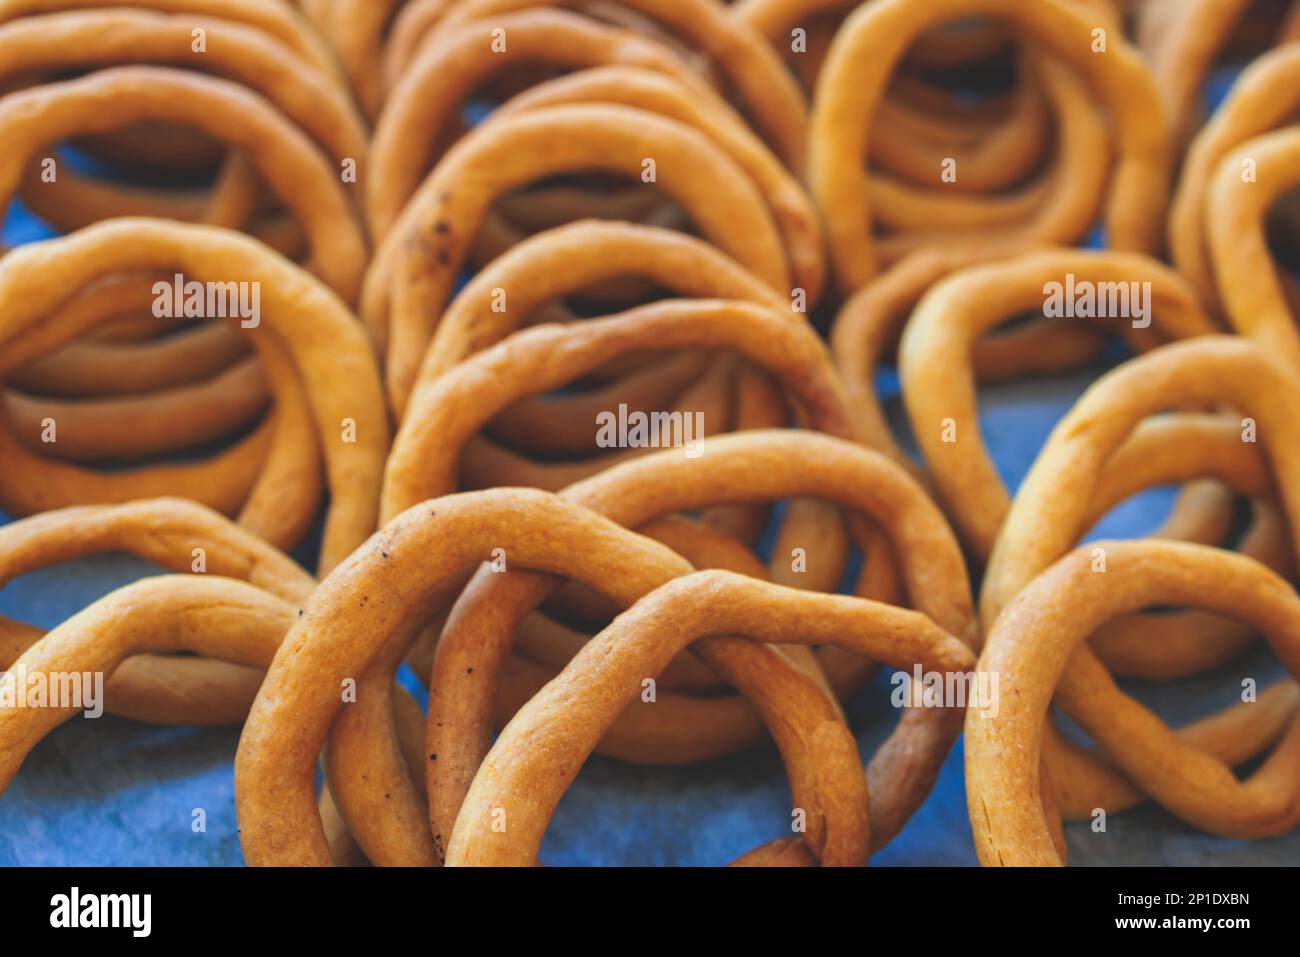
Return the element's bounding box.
[810,0,1169,290]
[968,540,1300,866]
[367,9,713,237]
[364,104,792,414]
[981,337,1300,822]
[984,335,1300,630]
[1170,44,1300,315]
[382,300,853,519]
[1207,127,1300,372]
[483,65,826,304]
[447,569,974,866]
[386,297,848,721]
[0,498,312,727]
[420,219,786,379]
[0,68,366,303]
[897,248,1217,557]
[0,575,298,792]
[870,59,1110,266]
[420,0,810,171]
[0,9,368,236]
[234,488,857,865]
[426,431,977,861]
[0,219,386,574]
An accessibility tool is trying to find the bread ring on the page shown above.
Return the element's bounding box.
[0,575,298,791]
[0,498,311,727]
[0,67,366,302]
[423,0,810,171]
[483,66,826,303]
[447,569,973,866]
[367,9,711,237]
[897,248,1216,557]
[234,488,851,865]
[810,0,1169,290]
[0,219,386,573]
[981,337,1300,821]
[968,540,1300,866]
[364,104,790,413]
[427,431,976,860]
[0,9,367,238]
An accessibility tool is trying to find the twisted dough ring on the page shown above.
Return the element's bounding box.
[0,498,312,728]
[425,431,976,862]
[0,219,387,574]
[448,569,974,866]
[367,9,710,236]
[1170,44,1300,315]
[4,10,367,236]
[810,0,1169,290]
[0,67,366,303]
[968,540,1300,866]
[898,248,1217,557]
[412,0,809,171]
[236,488,875,866]
[1207,126,1300,372]
[982,337,1300,819]
[364,104,790,414]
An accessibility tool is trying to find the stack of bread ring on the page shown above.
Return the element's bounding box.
[0,0,1297,868]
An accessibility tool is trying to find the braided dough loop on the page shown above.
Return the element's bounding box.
[448,569,974,866]
[810,0,1169,291]
[1207,127,1300,372]
[0,67,365,303]
[0,219,387,574]
[235,488,865,866]
[365,104,791,414]
[968,540,1300,866]
[426,431,977,861]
